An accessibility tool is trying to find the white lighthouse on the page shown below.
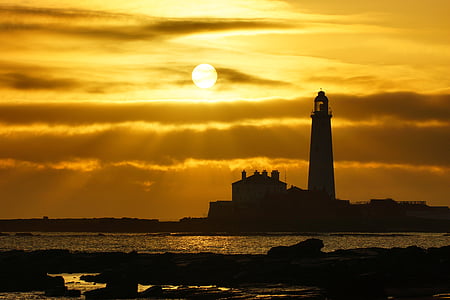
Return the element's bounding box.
[308,91,336,199]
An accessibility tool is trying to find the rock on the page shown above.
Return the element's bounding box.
[139,285,163,297]
[44,276,81,297]
[44,275,66,296]
[84,271,138,299]
[325,272,386,299]
[84,287,110,299]
[428,245,450,258]
[44,285,67,297]
[0,270,50,292]
[66,289,82,297]
[105,278,137,298]
[267,238,324,258]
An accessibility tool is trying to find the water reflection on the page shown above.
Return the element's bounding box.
[0,232,449,254]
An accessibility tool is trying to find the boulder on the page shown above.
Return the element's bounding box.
[0,270,49,292]
[84,271,138,299]
[44,275,66,296]
[267,238,324,258]
[139,285,163,297]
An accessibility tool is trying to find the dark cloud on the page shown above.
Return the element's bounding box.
[0,92,448,124]
[333,126,450,166]
[0,92,448,170]
[0,120,448,168]
[0,5,128,20]
[0,99,304,125]
[0,67,145,93]
[307,75,399,90]
[332,92,450,122]
[0,5,291,41]
[151,19,289,34]
[0,72,79,90]
[216,67,291,86]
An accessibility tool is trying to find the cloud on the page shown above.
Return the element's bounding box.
[0,72,79,91]
[216,67,291,86]
[0,92,448,124]
[0,92,448,169]
[0,5,291,41]
[332,92,450,122]
[0,5,128,20]
[0,68,145,93]
[0,118,447,168]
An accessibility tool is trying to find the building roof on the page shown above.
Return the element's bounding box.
[232,172,286,185]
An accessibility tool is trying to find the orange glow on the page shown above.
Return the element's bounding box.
[0,1,448,219]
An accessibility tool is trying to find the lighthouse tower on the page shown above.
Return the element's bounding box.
[308,91,336,199]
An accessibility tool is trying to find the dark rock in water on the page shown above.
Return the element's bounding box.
[324,272,386,299]
[84,271,138,299]
[65,289,82,297]
[0,270,49,292]
[267,238,324,258]
[44,285,67,297]
[139,285,163,297]
[44,275,66,296]
[84,287,111,299]
[45,275,81,297]
[5,242,450,298]
[385,285,450,298]
[428,245,450,258]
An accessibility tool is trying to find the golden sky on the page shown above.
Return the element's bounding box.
[0,0,449,220]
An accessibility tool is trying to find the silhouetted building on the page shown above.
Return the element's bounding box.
[233,170,286,207]
[206,91,450,229]
[308,91,335,199]
[208,168,349,222]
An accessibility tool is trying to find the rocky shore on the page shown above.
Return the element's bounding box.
[1,239,450,299]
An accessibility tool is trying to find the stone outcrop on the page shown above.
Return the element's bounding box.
[2,239,450,299]
[267,238,324,258]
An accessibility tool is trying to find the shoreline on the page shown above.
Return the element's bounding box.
[1,239,450,299]
[1,217,450,233]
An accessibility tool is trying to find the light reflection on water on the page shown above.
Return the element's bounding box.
[0,232,449,254]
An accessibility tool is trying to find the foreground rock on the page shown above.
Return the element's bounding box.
[2,240,450,299]
[267,238,324,258]
[84,270,138,299]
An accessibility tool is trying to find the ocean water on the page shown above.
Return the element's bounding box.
[1,232,450,299]
[1,232,450,254]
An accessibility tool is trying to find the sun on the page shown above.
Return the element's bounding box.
[192,64,217,89]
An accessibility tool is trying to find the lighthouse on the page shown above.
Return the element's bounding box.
[308,91,336,199]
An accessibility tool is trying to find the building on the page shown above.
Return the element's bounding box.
[206,91,450,229]
[308,91,336,199]
[232,170,286,207]
[207,91,341,223]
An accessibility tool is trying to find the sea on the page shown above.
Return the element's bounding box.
[1,232,450,299]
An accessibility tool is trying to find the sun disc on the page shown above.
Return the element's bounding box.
[192,64,217,89]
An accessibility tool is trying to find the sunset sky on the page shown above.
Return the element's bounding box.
[0,0,449,220]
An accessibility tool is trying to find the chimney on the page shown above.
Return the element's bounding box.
[254,170,259,175]
[262,170,268,177]
[242,170,247,180]
[271,170,280,181]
